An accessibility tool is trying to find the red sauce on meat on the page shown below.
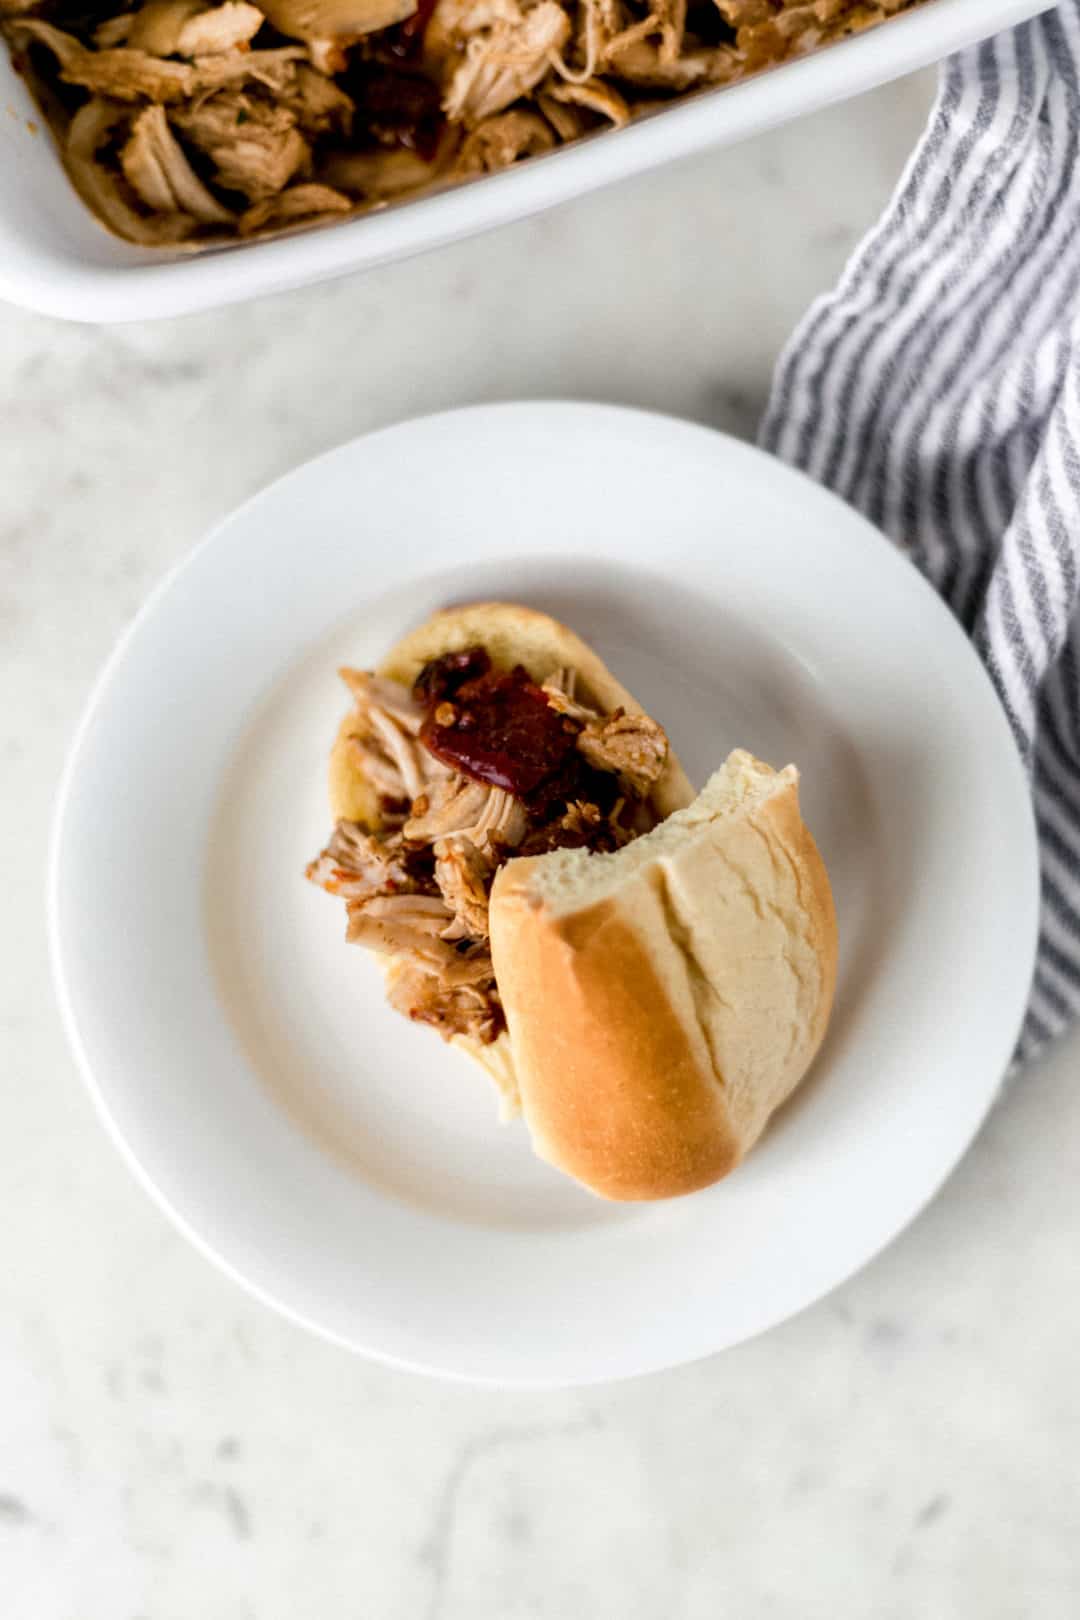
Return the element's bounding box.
[418,656,582,799]
[413,646,491,705]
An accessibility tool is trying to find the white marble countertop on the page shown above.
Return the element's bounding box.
[4,69,1080,1619]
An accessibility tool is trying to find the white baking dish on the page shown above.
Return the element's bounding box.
[0,0,1052,322]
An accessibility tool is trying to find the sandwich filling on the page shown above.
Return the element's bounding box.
[307,644,670,1044]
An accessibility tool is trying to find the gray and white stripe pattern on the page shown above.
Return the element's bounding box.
[762,1,1080,1064]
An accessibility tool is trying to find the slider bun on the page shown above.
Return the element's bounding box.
[489,751,838,1200]
[326,602,696,1106]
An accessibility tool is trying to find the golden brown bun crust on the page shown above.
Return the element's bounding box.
[489,753,838,1201]
[489,880,742,1198]
[328,601,694,826]
[328,710,380,828]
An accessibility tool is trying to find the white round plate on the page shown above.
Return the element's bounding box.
[50,403,1039,1387]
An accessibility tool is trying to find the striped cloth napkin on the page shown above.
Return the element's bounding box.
[761,1,1080,1064]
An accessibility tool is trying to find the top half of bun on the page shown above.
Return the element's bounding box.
[328,601,695,828]
[488,751,838,1201]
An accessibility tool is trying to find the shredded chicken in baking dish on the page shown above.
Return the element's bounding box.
[3,0,926,245]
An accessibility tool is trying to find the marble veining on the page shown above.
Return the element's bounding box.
[3,65,1080,1620]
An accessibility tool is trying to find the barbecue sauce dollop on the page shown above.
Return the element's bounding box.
[414,647,584,805]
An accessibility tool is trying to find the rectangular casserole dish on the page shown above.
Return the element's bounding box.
[0,0,1053,321]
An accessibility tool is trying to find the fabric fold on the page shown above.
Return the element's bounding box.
[762,1,1080,1061]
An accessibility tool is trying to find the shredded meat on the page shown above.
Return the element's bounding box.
[280,62,355,134]
[321,145,438,199]
[6,1,929,246]
[535,90,584,142]
[453,108,554,175]
[517,792,642,856]
[126,1,206,55]
[14,19,204,98]
[95,14,135,46]
[260,0,418,51]
[173,90,311,199]
[405,774,526,851]
[239,180,352,232]
[174,2,266,55]
[386,959,503,1043]
[11,19,304,101]
[346,895,495,984]
[305,643,680,1048]
[604,38,737,89]
[337,664,450,803]
[308,648,674,1046]
[347,733,411,798]
[577,709,668,794]
[425,0,521,59]
[655,0,685,60]
[544,74,629,127]
[434,835,493,940]
[340,668,423,732]
[65,96,200,244]
[542,682,668,795]
[306,820,421,901]
[126,1,266,56]
[120,104,235,224]
[365,707,438,799]
[442,0,571,127]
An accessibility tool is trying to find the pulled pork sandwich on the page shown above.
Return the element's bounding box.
[307,601,695,1112]
[308,603,838,1201]
[4,0,928,247]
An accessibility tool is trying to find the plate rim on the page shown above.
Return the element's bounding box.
[47,401,1041,1386]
